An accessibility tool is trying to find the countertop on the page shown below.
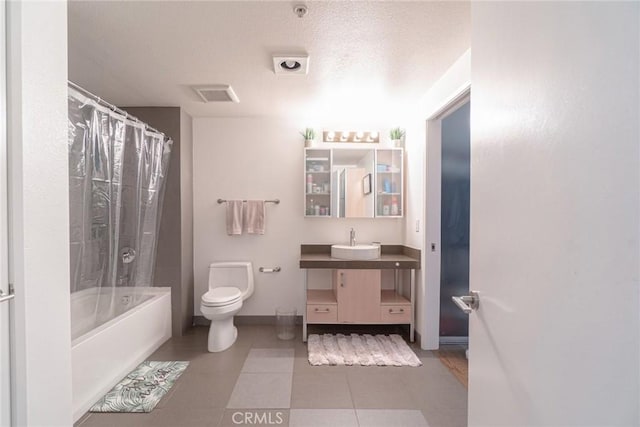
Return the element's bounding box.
[299,244,420,269]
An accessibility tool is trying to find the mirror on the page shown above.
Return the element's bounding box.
[332,149,375,218]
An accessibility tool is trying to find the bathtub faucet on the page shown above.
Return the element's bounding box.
[121,247,136,264]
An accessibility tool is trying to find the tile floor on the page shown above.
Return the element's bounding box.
[75,326,467,427]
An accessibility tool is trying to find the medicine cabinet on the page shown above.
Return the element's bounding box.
[304,147,403,218]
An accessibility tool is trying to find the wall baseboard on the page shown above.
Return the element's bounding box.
[414,329,422,345]
[193,315,303,326]
[439,336,468,345]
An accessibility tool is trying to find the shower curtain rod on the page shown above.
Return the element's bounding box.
[68,80,171,141]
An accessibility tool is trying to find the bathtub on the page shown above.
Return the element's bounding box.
[71,286,171,422]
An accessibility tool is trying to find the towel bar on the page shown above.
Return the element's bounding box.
[217,199,280,204]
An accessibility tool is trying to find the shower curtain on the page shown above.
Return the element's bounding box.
[68,85,172,326]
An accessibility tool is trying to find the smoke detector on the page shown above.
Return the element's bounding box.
[192,85,239,103]
[272,55,310,75]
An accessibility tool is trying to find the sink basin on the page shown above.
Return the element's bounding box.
[331,244,380,260]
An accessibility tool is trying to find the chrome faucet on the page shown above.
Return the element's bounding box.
[349,228,356,246]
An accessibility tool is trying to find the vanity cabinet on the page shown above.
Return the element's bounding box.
[300,245,419,342]
[305,269,411,326]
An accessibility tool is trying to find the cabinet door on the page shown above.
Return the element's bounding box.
[375,148,403,217]
[335,269,381,323]
[304,148,332,217]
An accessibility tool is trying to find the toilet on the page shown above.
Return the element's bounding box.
[200,261,254,352]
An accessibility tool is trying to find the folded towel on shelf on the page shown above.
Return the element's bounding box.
[226,200,244,235]
[244,200,266,235]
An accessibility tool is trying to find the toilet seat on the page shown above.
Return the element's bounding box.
[201,287,242,307]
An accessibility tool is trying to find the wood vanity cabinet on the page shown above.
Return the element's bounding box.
[306,269,411,326]
[300,245,419,341]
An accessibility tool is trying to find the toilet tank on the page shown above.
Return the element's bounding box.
[208,262,254,300]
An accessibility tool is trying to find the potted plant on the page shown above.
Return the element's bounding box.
[300,128,316,147]
[389,127,405,147]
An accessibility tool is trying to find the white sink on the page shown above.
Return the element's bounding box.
[331,244,380,260]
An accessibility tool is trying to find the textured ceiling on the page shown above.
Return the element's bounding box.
[68,1,470,119]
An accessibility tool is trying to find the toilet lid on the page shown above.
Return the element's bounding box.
[202,287,242,306]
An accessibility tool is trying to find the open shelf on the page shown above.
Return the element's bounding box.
[380,290,410,305]
[307,289,337,305]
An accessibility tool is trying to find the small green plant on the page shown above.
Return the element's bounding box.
[389,127,405,140]
[300,128,316,141]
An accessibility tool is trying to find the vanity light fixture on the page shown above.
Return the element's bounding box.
[273,54,310,75]
[322,131,380,143]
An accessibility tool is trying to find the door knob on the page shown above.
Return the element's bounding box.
[452,291,479,314]
[0,285,15,304]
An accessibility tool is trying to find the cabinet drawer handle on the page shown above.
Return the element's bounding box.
[388,308,405,314]
[314,308,331,313]
[340,272,344,287]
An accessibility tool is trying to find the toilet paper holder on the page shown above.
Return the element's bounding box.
[259,267,281,273]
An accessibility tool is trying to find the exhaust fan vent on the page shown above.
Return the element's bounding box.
[192,85,239,103]
[273,55,310,75]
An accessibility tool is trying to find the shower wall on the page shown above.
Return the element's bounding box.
[122,107,194,336]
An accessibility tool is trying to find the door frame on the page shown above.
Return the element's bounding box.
[424,94,471,345]
[422,86,470,350]
[0,0,13,424]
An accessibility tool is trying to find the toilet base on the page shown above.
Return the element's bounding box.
[207,317,238,352]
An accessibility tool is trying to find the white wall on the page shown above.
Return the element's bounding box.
[6,1,72,425]
[193,118,403,315]
[403,50,471,349]
[468,2,639,425]
[180,110,194,325]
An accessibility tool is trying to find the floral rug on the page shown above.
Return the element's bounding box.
[90,361,189,413]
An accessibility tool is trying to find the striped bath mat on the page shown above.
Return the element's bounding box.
[308,334,422,367]
[90,361,189,413]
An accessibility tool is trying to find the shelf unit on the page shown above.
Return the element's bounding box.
[374,149,403,217]
[304,149,332,217]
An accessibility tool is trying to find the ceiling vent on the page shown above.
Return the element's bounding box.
[192,85,239,103]
[273,55,310,75]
